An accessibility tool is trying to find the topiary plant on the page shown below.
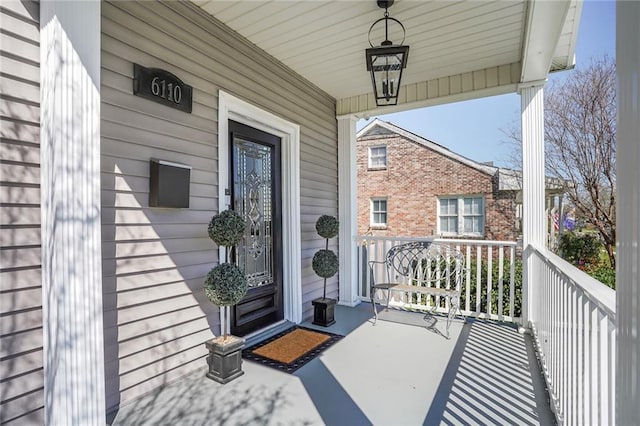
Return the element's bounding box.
[205,209,247,341]
[316,214,339,239]
[208,209,246,248]
[205,263,248,307]
[312,215,339,299]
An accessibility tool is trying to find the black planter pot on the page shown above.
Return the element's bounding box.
[312,298,336,327]
[205,335,245,384]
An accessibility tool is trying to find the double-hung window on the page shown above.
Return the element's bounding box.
[370,198,387,227]
[439,198,459,234]
[438,196,484,236]
[368,146,387,169]
[462,197,484,234]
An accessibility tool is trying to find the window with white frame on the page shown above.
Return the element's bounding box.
[370,198,387,226]
[439,198,458,234]
[438,196,485,236]
[368,145,387,168]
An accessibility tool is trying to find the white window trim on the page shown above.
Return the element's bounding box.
[437,195,485,237]
[368,145,387,169]
[370,197,388,227]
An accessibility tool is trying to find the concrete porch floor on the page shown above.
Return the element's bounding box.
[109,303,555,426]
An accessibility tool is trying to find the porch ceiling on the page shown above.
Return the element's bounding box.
[193,0,581,116]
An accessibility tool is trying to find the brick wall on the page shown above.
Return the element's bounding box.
[357,132,517,242]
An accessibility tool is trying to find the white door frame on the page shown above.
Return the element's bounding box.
[217,91,302,334]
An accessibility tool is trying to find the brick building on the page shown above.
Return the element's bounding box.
[357,119,522,242]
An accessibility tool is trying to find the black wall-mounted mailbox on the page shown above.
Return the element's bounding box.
[149,159,191,208]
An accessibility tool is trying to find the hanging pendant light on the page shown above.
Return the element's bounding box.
[365,0,409,106]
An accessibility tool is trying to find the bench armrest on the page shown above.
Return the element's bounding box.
[368,260,387,287]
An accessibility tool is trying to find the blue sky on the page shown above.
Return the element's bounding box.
[359,0,616,167]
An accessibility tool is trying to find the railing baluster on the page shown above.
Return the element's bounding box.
[598,311,609,424]
[475,245,481,315]
[570,281,576,425]
[509,246,515,319]
[562,275,568,422]
[487,246,493,316]
[465,245,471,313]
[590,301,598,425]
[576,289,584,426]
[582,294,590,426]
[498,246,504,319]
[607,321,615,426]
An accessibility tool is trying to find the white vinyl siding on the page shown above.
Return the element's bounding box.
[101,0,337,412]
[438,196,485,237]
[371,198,388,226]
[368,145,387,168]
[0,2,44,424]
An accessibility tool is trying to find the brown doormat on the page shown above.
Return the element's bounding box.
[242,326,343,373]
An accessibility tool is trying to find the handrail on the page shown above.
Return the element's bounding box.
[528,243,616,425]
[529,245,616,320]
[359,235,518,247]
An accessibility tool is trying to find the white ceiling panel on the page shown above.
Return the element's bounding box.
[195,0,580,104]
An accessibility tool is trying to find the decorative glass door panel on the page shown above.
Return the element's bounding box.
[229,121,283,337]
[233,139,274,288]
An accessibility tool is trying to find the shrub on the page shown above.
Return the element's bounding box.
[559,231,616,288]
[460,258,523,318]
[559,232,601,265]
[584,264,616,289]
[408,256,523,319]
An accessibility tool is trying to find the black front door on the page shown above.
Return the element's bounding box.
[229,120,283,336]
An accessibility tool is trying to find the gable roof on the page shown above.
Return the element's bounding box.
[356,118,565,193]
[357,118,498,176]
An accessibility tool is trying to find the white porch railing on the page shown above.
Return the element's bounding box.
[356,236,520,323]
[529,245,616,426]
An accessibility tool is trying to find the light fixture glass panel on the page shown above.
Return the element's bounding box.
[366,45,409,106]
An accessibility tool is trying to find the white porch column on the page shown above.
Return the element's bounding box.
[519,82,546,328]
[337,115,360,306]
[616,1,640,423]
[40,2,105,424]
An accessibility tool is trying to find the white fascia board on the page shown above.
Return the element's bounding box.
[551,0,583,72]
[520,0,574,83]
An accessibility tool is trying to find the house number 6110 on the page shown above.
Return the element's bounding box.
[133,64,192,113]
[151,77,182,104]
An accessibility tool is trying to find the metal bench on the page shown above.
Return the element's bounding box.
[368,241,464,338]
